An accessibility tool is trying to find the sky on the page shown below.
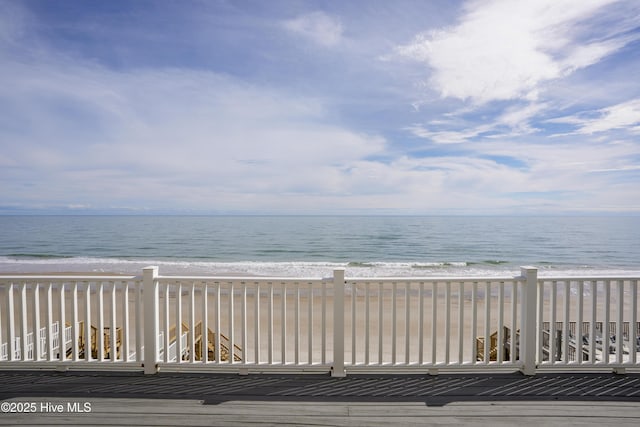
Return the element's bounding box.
[1,0,639,215]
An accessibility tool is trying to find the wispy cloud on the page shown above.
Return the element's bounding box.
[547,98,640,135]
[409,102,547,144]
[283,11,343,47]
[407,123,494,144]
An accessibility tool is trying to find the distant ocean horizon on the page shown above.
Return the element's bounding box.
[1,215,639,277]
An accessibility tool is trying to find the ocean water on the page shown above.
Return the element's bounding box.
[0,215,639,277]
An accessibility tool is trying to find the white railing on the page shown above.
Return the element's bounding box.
[1,267,639,375]
[341,276,525,373]
[150,270,334,372]
[0,276,143,366]
[536,277,639,371]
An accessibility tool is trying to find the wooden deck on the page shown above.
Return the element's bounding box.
[1,371,639,426]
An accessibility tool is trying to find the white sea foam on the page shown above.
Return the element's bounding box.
[1,256,639,278]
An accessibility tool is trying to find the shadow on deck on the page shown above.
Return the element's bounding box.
[0,370,639,407]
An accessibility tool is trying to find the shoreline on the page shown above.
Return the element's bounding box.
[2,261,640,279]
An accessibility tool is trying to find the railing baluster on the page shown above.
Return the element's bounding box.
[229,281,235,365]
[431,282,437,364]
[378,282,383,365]
[539,281,556,365]
[405,282,410,365]
[110,282,116,362]
[281,282,286,365]
[590,281,597,364]
[164,283,170,363]
[255,282,260,365]
[365,282,370,366]
[122,281,130,362]
[322,280,326,365]
[604,280,611,364]
[471,281,477,363]
[202,282,208,364]
[59,283,66,361]
[617,280,624,364]
[458,282,464,364]
[307,281,312,365]
[631,280,637,364]
[392,282,397,365]
[215,282,221,364]
[20,283,28,361]
[7,283,15,361]
[97,281,104,362]
[295,282,300,365]
[72,282,79,361]
[33,282,41,361]
[352,281,356,366]
[577,280,584,362]
[189,282,195,363]
[268,282,273,365]
[536,280,542,365]
[331,269,345,377]
[484,281,490,365]
[46,282,53,361]
[242,282,247,365]
[136,280,142,363]
[280,283,287,365]
[549,281,556,364]
[511,280,517,363]
[497,281,504,363]
[176,282,182,363]
[446,281,451,365]
[84,282,91,362]
[418,282,424,365]
[563,280,569,364]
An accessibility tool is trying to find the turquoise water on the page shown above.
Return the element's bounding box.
[0,215,639,277]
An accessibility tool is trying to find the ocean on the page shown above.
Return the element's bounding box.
[0,215,639,277]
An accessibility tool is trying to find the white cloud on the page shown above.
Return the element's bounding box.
[497,103,546,133]
[283,11,343,47]
[0,57,387,210]
[548,98,640,134]
[396,0,632,104]
[473,137,640,196]
[409,102,546,144]
[407,123,493,144]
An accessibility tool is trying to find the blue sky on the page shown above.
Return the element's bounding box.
[1,0,639,214]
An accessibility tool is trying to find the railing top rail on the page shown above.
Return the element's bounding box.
[537,275,640,282]
[347,275,526,283]
[156,275,331,284]
[0,274,140,282]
